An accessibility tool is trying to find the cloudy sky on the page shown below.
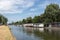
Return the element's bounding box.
[0,0,60,23]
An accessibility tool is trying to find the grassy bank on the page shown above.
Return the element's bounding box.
[0,25,15,40]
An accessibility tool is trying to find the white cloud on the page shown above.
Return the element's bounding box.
[0,0,13,10]
[0,0,35,14]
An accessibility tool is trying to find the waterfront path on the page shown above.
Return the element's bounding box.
[0,25,15,40]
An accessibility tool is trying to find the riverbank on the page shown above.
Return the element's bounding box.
[45,27,60,30]
[0,25,15,40]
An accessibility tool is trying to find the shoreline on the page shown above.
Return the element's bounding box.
[0,25,15,40]
[8,26,16,40]
[45,27,60,30]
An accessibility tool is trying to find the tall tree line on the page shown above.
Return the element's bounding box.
[13,4,60,25]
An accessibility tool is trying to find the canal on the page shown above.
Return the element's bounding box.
[9,25,60,40]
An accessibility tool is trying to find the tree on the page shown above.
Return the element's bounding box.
[12,4,60,24]
[0,14,8,25]
[26,17,32,23]
[33,16,42,23]
[43,4,60,23]
[22,19,27,24]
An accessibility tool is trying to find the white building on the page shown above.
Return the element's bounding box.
[33,23,44,28]
[23,23,44,28]
[39,24,44,28]
[23,23,33,27]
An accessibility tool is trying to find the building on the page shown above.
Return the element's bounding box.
[45,22,60,27]
[23,23,33,27]
[50,22,60,27]
[23,23,44,28]
[33,23,44,28]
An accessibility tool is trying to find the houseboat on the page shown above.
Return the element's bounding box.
[49,22,60,27]
[45,22,60,27]
[33,23,44,28]
[23,23,33,27]
[23,23,44,28]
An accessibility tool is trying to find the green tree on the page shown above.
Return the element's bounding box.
[22,19,27,24]
[26,17,32,23]
[33,16,42,23]
[12,4,60,25]
[43,4,60,23]
[0,14,8,25]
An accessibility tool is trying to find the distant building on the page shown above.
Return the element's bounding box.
[33,23,44,28]
[45,22,60,27]
[50,22,60,27]
[23,23,44,28]
[23,22,60,27]
[23,23,33,27]
[39,24,44,27]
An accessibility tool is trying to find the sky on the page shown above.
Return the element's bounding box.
[0,0,60,23]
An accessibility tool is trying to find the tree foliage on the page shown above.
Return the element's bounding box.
[13,4,60,24]
[0,14,8,25]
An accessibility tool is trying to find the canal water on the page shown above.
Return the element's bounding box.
[9,25,60,40]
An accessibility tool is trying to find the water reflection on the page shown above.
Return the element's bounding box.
[44,29,60,40]
[9,25,60,40]
[23,27,60,40]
